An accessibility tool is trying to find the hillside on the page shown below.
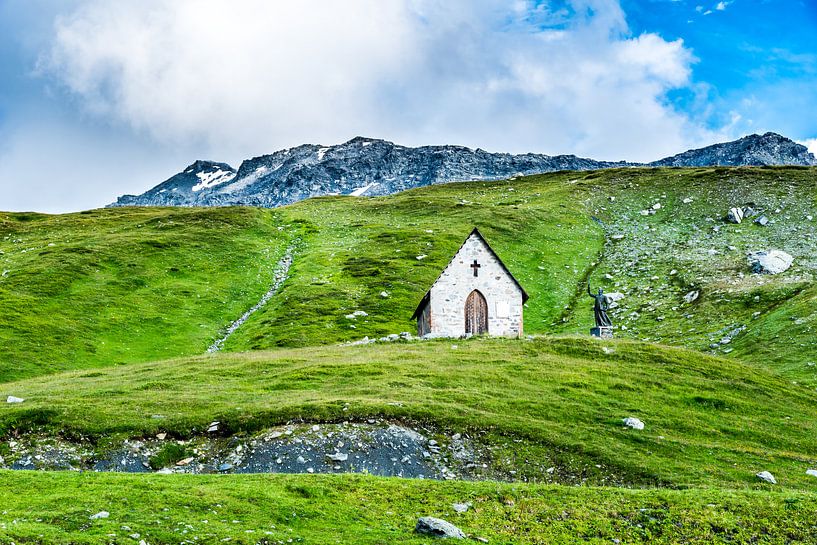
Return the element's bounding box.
[0,207,298,381]
[2,337,817,489]
[3,167,817,386]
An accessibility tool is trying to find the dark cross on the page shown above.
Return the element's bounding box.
[470,259,481,277]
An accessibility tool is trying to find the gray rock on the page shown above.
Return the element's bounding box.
[415,517,466,539]
[748,250,793,274]
[726,207,744,224]
[807,469,817,478]
[6,396,24,403]
[622,417,644,430]
[755,215,770,226]
[326,452,348,462]
[683,290,699,304]
[452,502,470,513]
[110,133,815,210]
[89,511,110,520]
[756,471,777,484]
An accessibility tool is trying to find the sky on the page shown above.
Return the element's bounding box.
[1,0,816,213]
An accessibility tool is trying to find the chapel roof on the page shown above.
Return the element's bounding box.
[411,227,530,319]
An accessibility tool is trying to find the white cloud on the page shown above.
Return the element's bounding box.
[800,138,817,156]
[38,0,716,163]
[715,1,730,11]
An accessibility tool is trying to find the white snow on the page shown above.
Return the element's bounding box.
[362,141,372,147]
[317,147,330,161]
[220,165,270,194]
[192,169,236,192]
[349,183,377,197]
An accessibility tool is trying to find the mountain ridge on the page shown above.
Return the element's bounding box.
[110,132,816,209]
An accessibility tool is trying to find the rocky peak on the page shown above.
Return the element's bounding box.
[109,133,816,209]
[650,132,817,167]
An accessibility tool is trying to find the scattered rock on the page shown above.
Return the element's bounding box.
[6,396,24,403]
[452,502,470,513]
[622,417,644,430]
[380,291,389,298]
[155,433,167,440]
[611,234,625,241]
[207,421,219,433]
[89,511,110,520]
[415,517,466,539]
[756,471,776,484]
[682,197,693,204]
[726,207,744,223]
[683,290,699,304]
[807,469,817,478]
[748,250,793,274]
[326,452,348,462]
[176,457,194,466]
[754,215,769,226]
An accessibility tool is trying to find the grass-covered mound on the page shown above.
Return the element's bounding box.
[1,472,816,544]
[2,167,816,385]
[2,337,816,489]
[0,207,296,381]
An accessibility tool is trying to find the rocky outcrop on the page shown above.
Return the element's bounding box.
[650,132,817,168]
[110,133,816,209]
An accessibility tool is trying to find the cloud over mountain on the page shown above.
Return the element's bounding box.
[40,0,715,162]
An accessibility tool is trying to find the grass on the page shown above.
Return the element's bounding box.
[2,337,817,489]
[1,472,817,544]
[0,207,297,381]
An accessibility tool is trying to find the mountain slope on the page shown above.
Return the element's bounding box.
[110,133,815,209]
[0,207,296,381]
[3,337,817,489]
[4,166,817,386]
[650,132,817,167]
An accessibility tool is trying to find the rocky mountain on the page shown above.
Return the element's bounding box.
[110,133,816,209]
[649,132,816,168]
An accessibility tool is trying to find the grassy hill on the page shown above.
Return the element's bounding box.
[2,337,817,490]
[2,472,816,544]
[3,167,815,384]
[2,167,817,543]
[0,207,298,381]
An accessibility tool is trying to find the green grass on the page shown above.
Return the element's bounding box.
[2,337,817,489]
[0,207,297,381]
[3,167,816,386]
[1,472,816,544]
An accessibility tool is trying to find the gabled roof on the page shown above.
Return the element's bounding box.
[411,227,530,319]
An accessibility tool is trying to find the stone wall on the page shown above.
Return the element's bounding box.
[427,233,524,337]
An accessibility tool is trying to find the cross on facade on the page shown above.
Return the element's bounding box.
[470,259,481,277]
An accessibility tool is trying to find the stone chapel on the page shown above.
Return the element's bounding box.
[412,228,528,338]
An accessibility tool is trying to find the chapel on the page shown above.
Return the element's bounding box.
[411,228,528,338]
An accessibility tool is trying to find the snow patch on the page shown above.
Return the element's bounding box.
[317,147,330,161]
[220,166,269,194]
[192,169,236,192]
[349,183,377,197]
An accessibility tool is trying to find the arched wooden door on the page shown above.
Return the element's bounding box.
[465,290,488,335]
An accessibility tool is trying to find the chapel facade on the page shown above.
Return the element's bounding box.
[412,228,528,338]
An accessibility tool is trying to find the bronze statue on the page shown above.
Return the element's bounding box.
[587,282,612,328]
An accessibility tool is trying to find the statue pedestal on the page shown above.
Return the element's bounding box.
[591,326,613,339]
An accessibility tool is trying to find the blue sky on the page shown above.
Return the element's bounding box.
[1,0,816,213]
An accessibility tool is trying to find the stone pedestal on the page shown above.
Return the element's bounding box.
[591,326,613,339]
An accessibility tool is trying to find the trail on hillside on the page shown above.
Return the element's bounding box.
[207,243,297,353]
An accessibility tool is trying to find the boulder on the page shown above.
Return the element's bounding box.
[6,396,24,403]
[415,517,466,539]
[726,207,744,224]
[756,471,777,484]
[748,250,793,274]
[683,290,699,304]
[755,215,769,226]
[623,417,644,430]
